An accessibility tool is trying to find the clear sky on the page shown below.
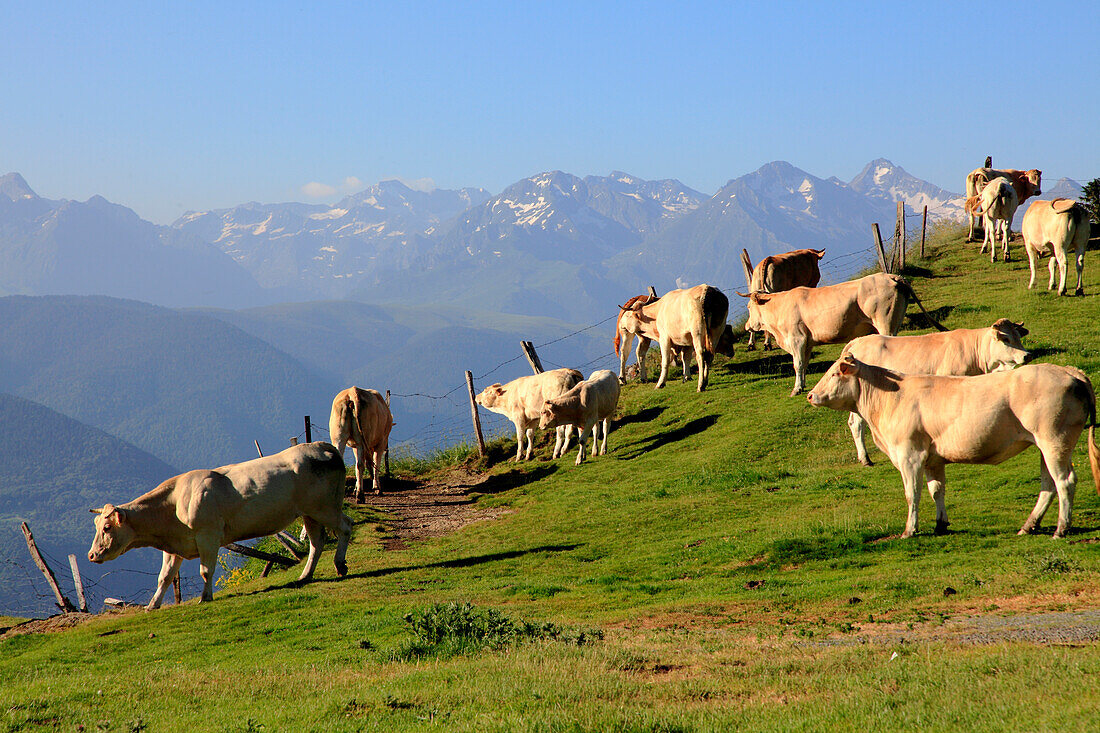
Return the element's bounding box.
[3,1,1097,224]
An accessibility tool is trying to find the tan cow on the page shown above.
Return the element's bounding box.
[476,368,583,461]
[330,387,395,501]
[808,355,1099,539]
[973,178,1019,262]
[1021,199,1091,296]
[842,319,1031,465]
[616,284,728,391]
[738,273,946,395]
[539,369,621,465]
[965,167,1042,242]
[88,442,351,609]
[740,247,824,350]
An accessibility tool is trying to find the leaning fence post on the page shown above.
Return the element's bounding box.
[20,522,75,613]
[647,285,657,297]
[67,554,88,612]
[920,205,928,258]
[520,341,544,374]
[465,370,487,457]
[872,223,889,274]
[254,440,264,458]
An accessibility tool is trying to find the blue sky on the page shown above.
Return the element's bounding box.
[3,1,1097,224]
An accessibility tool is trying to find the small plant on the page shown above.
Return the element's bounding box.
[1027,551,1081,576]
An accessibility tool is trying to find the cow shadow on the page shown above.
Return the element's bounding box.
[904,304,954,331]
[615,415,719,459]
[898,264,934,279]
[1026,346,1066,360]
[615,405,666,427]
[477,465,558,495]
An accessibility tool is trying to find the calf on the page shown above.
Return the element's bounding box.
[1022,199,1091,296]
[808,355,1099,538]
[842,320,1031,465]
[87,442,351,609]
[974,178,1019,262]
[740,247,824,350]
[329,386,394,501]
[538,370,621,465]
[738,273,946,395]
[476,368,583,460]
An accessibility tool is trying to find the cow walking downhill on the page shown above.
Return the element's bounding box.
[539,370,621,465]
[738,273,946,395]
[808,356,1100,539]
[475,368,583,461]
[87,442,352,609]
[329,386,395,501]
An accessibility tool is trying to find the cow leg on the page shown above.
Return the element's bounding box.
[694,339,707,392]
[523,428,536,460]
[1001,222,1011,261]
[196,538,219,602]
[1074,247,1085,296]
[575,424,592,465]
[1044,448,1076,539]
[763,330,772,351]
[982,216,993,258]
[1047,255,1058,291]
[897,456,925,538]
[636,338,651,383]
[371,449,383,495]
[598,417,610,455]
[925,463,949,534]
[789,333,810,396]
[147,552,184,610]
[350,446,365,502]
[1020,453,1057,535]
[511,422,525,462]
[747,328,756,350]
[1056,254,1069,296]
[654,337,672,390]
[1026,245,1039,289]
[847,412,873,466]
[305,508,351,578]
[299,517,326,581]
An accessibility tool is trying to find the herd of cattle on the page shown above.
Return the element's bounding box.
[86,162,1099,609]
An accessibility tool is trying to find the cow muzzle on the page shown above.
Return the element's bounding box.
[1022,351,1034,364]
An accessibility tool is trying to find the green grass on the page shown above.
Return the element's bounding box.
[3,228,1100,732]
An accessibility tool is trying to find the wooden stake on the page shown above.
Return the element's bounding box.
[872,224,889,274]
[67,554,88,612]
[647,285,658,298]
[273,531,306,559]
[465,370,487,457]
[920,205,928,258]
[20,522,75,613]
[521,341,544,374]
[304,416,312,444]
[225,542,296,567]
[254,440,264,457]
[898,201,906,271]
[384,390,391,477]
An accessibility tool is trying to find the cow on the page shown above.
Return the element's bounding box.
[737,273,947,396]
[973,178,1019,262]
[87,442,351,609]
[329,386,395,502]
[615,284,728,391]
[1021,198,1091,296]
[807,355,1099,539]
[668,324,737,381]
[538,370,621,466]
[965,167,1042,242]
[739,248,824,350]
[475,368,584,461]
[842,319,1031,466]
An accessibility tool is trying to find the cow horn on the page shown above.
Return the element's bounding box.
[734,291,751,298]
[89,507,104,514]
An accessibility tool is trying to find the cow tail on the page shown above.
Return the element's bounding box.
[701,286,729,360]
[1076,376,1100,497]
[898,277,948,332]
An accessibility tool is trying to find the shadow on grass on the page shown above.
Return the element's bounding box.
[1026,345,1067,360]
[478,465,559,495]
[615,405,666,427]
[743,528,893,570]
[615,415,720,459]
[904,304,954,331]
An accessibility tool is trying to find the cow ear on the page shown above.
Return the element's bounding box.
[837,358,859,376]
[1016,322,1028,336]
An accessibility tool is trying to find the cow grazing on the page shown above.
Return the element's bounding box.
[974,178,1019,262]
[842,319,1031,465]
[476,368,583,461]
[616,284,728,391]
[808,356,1099,539]
[737,273,947,396]
[539,370,621,465]
[1021,199,1091,296]
[87,442,351,609]
[329,386,395,501]
[739,248,824,350]
[965,167,1042,242]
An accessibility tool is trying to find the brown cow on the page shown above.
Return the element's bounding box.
[1021,199,1091,296]
[965,167,1042,242]
[329,387,394,501]
[842,320,1031,465]
[740,248,824,350]
[808,355,1099,539]
[738,273,946,395]
[616,285,728,391]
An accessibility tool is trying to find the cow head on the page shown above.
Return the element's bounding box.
[538,400,561,430]
[87,504,135,563]
[985,319,1031,372]
[736,291,771,334]
[1025,169,1042,196]
[475,383,506,409]
[807,354,863,411]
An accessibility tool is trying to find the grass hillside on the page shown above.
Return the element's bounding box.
[3,228,1099,731]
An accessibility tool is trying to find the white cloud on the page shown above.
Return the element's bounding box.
[301,181,337,198]
[341,176,363,192]
[396,176,436,193]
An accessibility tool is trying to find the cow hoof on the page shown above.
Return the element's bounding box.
[1076,289,1085,297]
[336,561,348,577]
[900,531,915,539]
[859,457,874,467]
[374,489,381,496]
[1017,523,1037,535]
[934,521,950,536]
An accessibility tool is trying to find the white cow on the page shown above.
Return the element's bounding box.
[475,369,583,460]
[88,443,351,609]
[808,356,1099,539]
[974,178,1019,262]
[538,370,621,465]
[1022,199,1091,296]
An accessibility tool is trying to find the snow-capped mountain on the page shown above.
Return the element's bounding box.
[849,158,965,221]
[172,180,490,296]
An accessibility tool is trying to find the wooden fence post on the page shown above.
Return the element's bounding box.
[893,201,905,272]
[254,440,264,458]
[304,416,312,444]
[289,437,298,446]
[67,554,88,612]
[465,370,487,457]
[872,224,890,274]
[384,390,391,477]
[647,286,658,297]
[20,522,75,613]
[521,341,544,374]
[920,205,928,258]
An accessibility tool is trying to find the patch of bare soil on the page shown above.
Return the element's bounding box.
[351,467,515,551]
[0,612,99,640]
